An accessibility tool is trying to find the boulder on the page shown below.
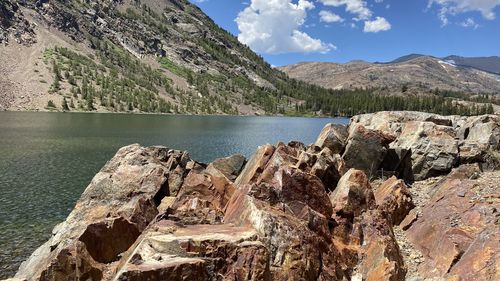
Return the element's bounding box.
[206,154,246,182]
[391,121,459,180]
[353,209,406,281]
[15,145,192,281]
[457,115,500,166]
[405,164,499,280]
[234,144,275,186]
[225,159,345,279]
[374,176,415,226]
[349,111,455,136]
[342,125,396,178]
[314,123,348,154]
[329,169,375,219]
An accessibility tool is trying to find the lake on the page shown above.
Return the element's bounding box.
[0,111,348,278]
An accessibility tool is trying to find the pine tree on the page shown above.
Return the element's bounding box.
[61,98,70,111]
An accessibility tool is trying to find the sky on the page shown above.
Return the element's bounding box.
[190,0,500,66]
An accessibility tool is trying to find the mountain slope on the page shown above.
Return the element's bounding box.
[443,55,500,75]
[280,56,500,95]
[0,0,318,115]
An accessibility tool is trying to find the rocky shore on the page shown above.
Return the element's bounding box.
[6,111,499,281]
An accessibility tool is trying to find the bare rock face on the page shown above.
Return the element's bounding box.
[114,222,268,281]
[167,166,236,225]
[206,154,246,182]
[375,176,415,226]
[391,121,459,180]
[458,114,500,168]
[349,111,453,137]
[314,123,348,154]
[15,144,193,281]
[342,125,396,178]
[351,111,500,179]
[405,164,499,280]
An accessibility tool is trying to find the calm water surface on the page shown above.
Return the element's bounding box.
[0,111,348,277]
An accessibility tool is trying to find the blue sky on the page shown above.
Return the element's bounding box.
[190,0,500,66]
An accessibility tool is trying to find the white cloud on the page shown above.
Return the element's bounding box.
[320,0,373,20]
[319,10,344,23]
[236,0,335,54]
[363,16,392,32]
[460,17,480,28]
[429,0,500,24]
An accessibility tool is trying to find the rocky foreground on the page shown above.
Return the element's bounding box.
[7,111,500,281]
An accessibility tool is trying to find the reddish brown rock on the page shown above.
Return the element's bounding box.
[234,144,275,186]
[225,164,345,280]
[446,229,500,281]
[405,164,499,280]
[354,209,406,281]
[114,222,268,281]
[15,145,193,281]
[375,176,415,225]
[168,167,236,224]
[329,169,375,218]
[342,125,396,178]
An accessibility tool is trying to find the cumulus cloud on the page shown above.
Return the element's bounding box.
[429,0,500,24]
[363,16,392,32]
[320,0,372,20]
[319,10,344,23]
[236,0,335,54]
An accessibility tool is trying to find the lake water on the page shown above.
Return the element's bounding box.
[0,111,348,278]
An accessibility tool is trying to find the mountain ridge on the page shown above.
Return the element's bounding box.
[280,55,500,95]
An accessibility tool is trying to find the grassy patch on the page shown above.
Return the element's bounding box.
[158,57,191,78]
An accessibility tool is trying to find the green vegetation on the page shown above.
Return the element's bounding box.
[47,100,56,108]
[37,1,495,116]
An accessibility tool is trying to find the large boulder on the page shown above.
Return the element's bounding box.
[374,176,415,226]
[405,164,499,280]
[353,210,406,281]
[342,125,396,178]
[15,145,194,280]
[314,123,348,154]
[457,115,500,167]
[329,169,375,218]
[350,111,455,136]
[391,121,459,180]
[206,154,246,182]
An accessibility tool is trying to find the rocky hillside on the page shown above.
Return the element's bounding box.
[280,55,500,97]
[7,111,499,280]
[1,1,495,116]
[0,0,328,115]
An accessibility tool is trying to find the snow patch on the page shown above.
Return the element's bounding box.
[438,60,457,69]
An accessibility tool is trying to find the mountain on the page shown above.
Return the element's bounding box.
[280,55,500,95]
[0,1,494,116]
[0,0,330,115]
[443,55,500,75]
[383,54,426,64]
